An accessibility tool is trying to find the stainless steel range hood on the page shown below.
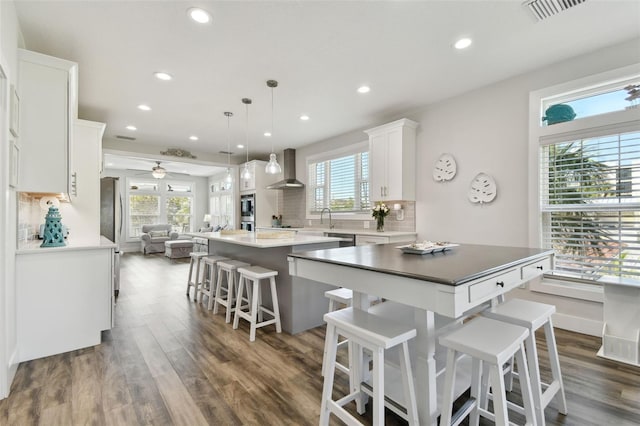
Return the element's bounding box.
[266,148,305,189]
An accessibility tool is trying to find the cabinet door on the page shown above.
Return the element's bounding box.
[384,127,404,200]
[240,162,256,191]
[356,235,389,245]
[369,133,388,201]
[19,60,70,193]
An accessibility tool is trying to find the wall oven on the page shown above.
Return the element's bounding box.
[240,221,254,232]
[240,194,255,221]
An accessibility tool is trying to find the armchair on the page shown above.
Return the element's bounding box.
[140,224,179,254]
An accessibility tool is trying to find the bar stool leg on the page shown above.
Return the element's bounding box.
[469,358,482,426]
[249,279,260,342]
[213,265,224,315]
[233,275,246,330]
[225,270,235,323]
[515,343,537,426]
[489,364,509,426]
[545,319,568,415]
[193,257,202,302]
[186,258,195,296]
[440,348,457,426]
[524,331,544,425]
[206,263,217,311]
[371,346,384,426]
[399,341,419,426]
[319,323,338,426]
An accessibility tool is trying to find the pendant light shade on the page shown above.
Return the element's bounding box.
[265,79,282,175]
[152,161,167,179]
[241,98,253,180]
[224,111,233,184]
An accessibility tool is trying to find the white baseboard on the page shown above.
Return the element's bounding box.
[553,312,602,337]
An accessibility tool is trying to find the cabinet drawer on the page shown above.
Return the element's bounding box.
[468,268,520,303]
[356,235,389,245]
[521,257,551,280]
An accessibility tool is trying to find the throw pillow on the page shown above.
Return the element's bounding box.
[149,230,169,238]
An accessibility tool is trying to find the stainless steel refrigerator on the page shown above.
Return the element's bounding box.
[100,177,122,297]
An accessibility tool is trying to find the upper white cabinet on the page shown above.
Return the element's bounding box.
[239,159,281,193]
[365,118,418,201]
[18,49,78,195]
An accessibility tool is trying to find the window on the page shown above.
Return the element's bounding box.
[540,131,640,282]
[307,142,370,216]
[209,174,234,228]
[127,178,195,238]
[531,64,640,294]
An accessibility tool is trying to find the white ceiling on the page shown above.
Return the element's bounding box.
[103,153,226,177]
[14,0,640,167]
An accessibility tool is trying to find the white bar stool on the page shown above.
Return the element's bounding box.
[213,259,250,323]
[439,317,537,426]
[199,255,229,310]
[483,299,568,425]
[185,252,209,301]
[233,266,282,342]
[322,287,354,377]
[320,307,419,426]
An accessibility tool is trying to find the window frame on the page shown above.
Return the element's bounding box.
[305,141,371,220]
[528,63,640,301]
[125,177,196,241]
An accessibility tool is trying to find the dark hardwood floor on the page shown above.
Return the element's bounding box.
[1,252,638,425]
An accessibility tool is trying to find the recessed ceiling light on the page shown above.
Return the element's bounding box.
[107,162,114,167]
[154,72,173,81]
[188,7,211,24]
[189,135,199,141]
[237,144,244,149]
[126,125,137,131]
[264,132,272,137]
[137,104,151,111]
[454,38,472,50]
[300,115,310,121]
[357,86,370,94]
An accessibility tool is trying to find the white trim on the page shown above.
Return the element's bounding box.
[530,277,604,302]
[553,312,602,337]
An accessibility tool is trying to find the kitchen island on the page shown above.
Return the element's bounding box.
[189,231,341,334]
[288,243,554,425]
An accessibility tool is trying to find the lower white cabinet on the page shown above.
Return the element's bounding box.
[16,246,113,362]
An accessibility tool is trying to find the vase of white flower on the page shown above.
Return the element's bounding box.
[372,203,390,232]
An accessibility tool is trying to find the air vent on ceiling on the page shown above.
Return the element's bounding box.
[219,150,234,155]
[523,0,587,21]
[116,135,136,141]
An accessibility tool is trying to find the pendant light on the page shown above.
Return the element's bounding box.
[241,98,252,180]
[265,79,282,174]
[224,111,233,184]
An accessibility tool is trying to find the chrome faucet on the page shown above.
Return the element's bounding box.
[320,208,334,229]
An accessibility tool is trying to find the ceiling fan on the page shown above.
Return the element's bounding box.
[151,161,167,179]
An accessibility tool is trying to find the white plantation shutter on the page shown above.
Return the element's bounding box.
[540,130,640,281]
[308,144,370,214]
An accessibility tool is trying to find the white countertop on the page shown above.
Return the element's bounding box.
[189,231,341,248]
[256,227,417,237]
[16,236,117,254]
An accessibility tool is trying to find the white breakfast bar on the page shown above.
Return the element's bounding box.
[287,243,553,425]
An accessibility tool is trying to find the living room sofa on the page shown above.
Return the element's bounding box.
[140,224,179,254]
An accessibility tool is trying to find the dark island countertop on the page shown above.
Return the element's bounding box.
[288,243,553,286]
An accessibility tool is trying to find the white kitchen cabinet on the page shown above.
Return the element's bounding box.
[598,279,640,366]
[16,244,114,362]
[365,118,418,202]
[239,160,281,228]
[18,49,78,195]
[58,120,105,241]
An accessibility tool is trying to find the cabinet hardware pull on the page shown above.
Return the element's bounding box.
[536,265,543,270]
[496,281,504,287]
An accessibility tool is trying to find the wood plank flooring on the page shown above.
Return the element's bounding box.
[1,252,638,425]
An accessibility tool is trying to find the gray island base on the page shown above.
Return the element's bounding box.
[190,232,341,334]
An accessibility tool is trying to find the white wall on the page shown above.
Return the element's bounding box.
[0,0,22,399]
[294,38,640,336]
[101,168,209,252]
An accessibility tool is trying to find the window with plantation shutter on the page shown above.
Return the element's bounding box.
[307,143,370,215]
[540,130,640,282]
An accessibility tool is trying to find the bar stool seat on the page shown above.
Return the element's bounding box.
[320,307,419,426]
[199,255,229,310]
[483,299,568,425]
[233,266,282,341]
[186,252,209,301]
[213,260,250,323]
[439,317,537,426]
